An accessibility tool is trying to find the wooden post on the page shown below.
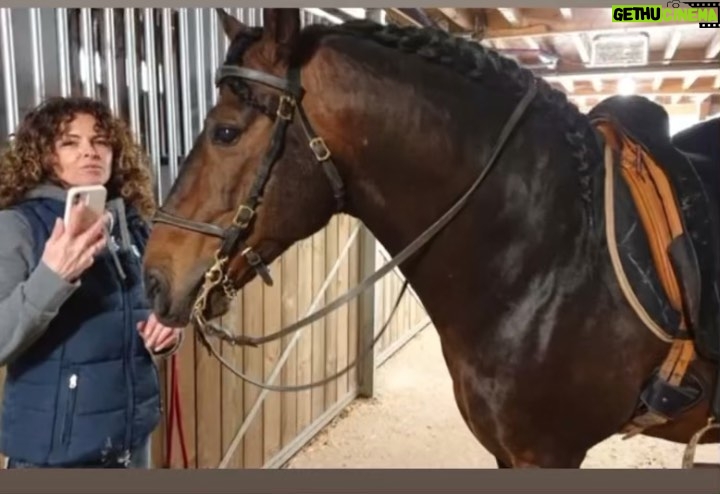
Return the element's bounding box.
[356,2,386,402]
[356,224,376,398]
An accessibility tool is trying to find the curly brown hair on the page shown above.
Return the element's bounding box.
[0,96,156,219]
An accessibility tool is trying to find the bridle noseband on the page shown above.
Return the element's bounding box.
[150,51,539,392]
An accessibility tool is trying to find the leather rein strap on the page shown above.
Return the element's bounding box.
[151,56,538,392]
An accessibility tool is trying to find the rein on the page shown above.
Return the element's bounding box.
[151,54,538,392]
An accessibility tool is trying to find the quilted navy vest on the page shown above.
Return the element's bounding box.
[0,196,161,466]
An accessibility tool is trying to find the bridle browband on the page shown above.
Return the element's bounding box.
[150,51,538,392]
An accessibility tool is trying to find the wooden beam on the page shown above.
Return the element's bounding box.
[576,102,701,115]
[539,62,719,81]
[321,8,358,22]
[652,77,664,91]
[706,31,720,59]
[698,94,720,119]
[385,8,422,27]
[649,47,711,64]
[572,34,590,64]
[562,79,717,98]
[497,8,521,26]
[699,95,712,120]
[663,30,682,64]
[437,8,475,31]
[524,36,541,50]
[683,75,699,90]
[560,8,572,20]
[485,15,699,42]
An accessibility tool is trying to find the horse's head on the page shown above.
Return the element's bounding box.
[143,8,344,326]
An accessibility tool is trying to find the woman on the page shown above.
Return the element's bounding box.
[0,96,184,468]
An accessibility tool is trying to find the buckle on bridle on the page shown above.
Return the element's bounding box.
[309,137,331,162]
[241,246,263,267]
[232,205,255,227]
[276,95,296,121]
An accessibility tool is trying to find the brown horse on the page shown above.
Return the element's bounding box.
[142,8,720,467]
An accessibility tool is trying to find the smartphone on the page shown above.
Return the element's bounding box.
[63,185,108,233]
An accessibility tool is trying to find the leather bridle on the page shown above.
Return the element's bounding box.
[151,53,538,392]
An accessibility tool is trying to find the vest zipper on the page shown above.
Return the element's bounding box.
[113,225,134,454]
[61,372,78,445]
[121,269,135,455]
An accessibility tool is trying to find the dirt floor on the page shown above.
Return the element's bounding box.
[284,327,716,469]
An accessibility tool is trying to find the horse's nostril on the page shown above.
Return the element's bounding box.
[144,269,169,308]
[144,272,159,297]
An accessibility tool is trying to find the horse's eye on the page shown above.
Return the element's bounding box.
[212,125,241,145]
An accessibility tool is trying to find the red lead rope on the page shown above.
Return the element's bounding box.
[164,353,189,468]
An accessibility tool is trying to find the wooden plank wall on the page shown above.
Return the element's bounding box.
[373,246,431,367]
[153,214,365,469]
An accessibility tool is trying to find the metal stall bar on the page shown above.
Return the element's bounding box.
[210,7,220,105]
[124,8,141,138]
[29,8,45,105]
[178,8,193,160]
[56,8,71,98]
[193,8,206,130]
[162,8,179,182]
[143,8,162,199]
[222,8,230,54]
[217,224,362,469]
[80,8,96,98]
[103,8,118,114]
[1,8,19,135]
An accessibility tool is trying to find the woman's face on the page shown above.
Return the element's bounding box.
[51,112,113,187]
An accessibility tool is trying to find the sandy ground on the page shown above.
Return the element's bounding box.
[284,327,717,469]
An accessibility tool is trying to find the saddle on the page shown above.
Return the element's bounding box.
[587,96,720,443]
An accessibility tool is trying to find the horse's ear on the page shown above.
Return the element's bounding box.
[215,8,250,41]
[261,8,301,62]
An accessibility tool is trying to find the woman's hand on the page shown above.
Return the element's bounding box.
[137,313,183,354]
[41,203,111,282]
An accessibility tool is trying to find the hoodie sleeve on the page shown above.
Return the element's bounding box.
[0,210,80,366]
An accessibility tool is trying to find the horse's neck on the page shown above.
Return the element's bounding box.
[343,112,601,337]
[324,68,516,254]
[310,45,602,333]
